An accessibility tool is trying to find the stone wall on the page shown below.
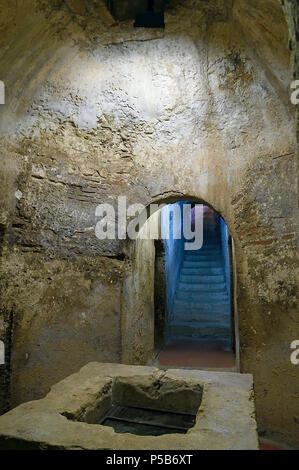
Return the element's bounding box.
[154,240,167,350]
[0,0,298,447]
[162,203,185,327]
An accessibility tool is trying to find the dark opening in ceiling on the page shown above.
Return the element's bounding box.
[104,0,168,22]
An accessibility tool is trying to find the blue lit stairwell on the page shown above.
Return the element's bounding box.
[168,206,232,347]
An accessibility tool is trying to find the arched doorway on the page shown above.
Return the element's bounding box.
[154,201,236,370]
[121,197,239,371]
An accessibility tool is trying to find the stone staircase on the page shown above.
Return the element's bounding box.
[169,216,231,344]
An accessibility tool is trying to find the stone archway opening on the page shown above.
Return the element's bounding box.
[122,197,239,372]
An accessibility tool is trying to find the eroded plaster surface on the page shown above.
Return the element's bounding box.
[0,0,298,447]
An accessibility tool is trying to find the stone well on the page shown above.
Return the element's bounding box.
[0,363,259,450]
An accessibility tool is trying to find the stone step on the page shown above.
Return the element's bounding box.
[180,274,225,283]
[186,249,221,255]
[181,267,224,275]
[173,312,230,323]
[199,242,221,247]
[185,247,221,253]
[173,300,230,311]
[184,253,222,259]
[178,282,227,292]
[183,261,223,268]
[176,291,229,301]
[173,307,231,318]
[169,322,231,338]
[183,256,222,263]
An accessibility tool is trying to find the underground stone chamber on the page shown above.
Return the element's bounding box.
[122,199,239,371]
[0,0,298,450]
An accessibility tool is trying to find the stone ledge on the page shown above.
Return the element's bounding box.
[0,362,259,450]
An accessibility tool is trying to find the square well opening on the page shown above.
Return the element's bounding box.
[98,404,196,436]
[62,375,203,437]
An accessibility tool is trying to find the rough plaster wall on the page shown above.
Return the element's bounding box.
[0,0,298,446]
[154,239,167,350]
[281,0,299,157]
[122,233,155,365]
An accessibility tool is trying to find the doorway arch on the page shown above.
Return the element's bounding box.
[121,195,240,371]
